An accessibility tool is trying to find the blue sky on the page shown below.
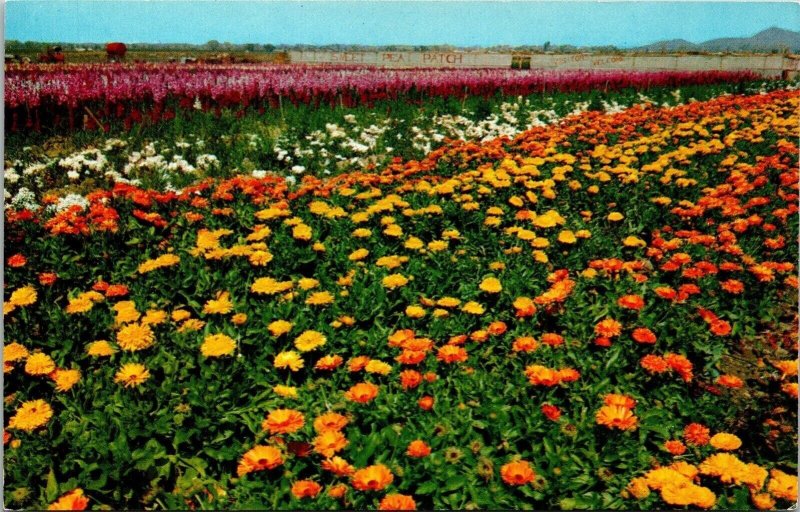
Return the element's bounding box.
[5,1,799,48]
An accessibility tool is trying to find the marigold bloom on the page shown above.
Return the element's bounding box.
[595,318,622,337]
[418,396,434,410]
[461,301,485,315]
[487,321,508,336]
[399,369,423,389]
[379,494,416,510]
[268,319,293,337]
[406,440,432,458]
[767,469,797,501]
[751,493,776,510]
[604,394,636,409]
[52,368,81,392]
[664,353,693,382]
[116,323,155,352]
[479,277,502,294]
[716,375,744,388]
[115,363,150,388]
[203,291,233,315]
[664,440,687,455]
[25,353,56,375]
[313,412,349,433]
[86,340,116,357]
[684,423,711,446]
[315,355,344,371]
[541,404,561,421]
[617,294,645,310]
[8,399,53,431]
[237,445,283,476]
[351,464,394,491]
[9,285,37,307]
[294,330,327,352]
[4,342,29,363]
[365,360,393,375]
[48,488,89,511]
[512,337,538,352]
[541,333,564,347]
[344,382,379,403]
[641,354,669,374]
[437,345,468,364]
[262,409,305,434]
[709,433,742,451]
[291,480,321,499]
[321,456,355,476]
[382,274,409,289]
[632,327,657,344]
[513,296,537,317]
[525,365,561,386]
[274,351,304,371]
[306,291,335,306]
[201,333,236,357]
[595,405,638,430]
[626,478,651,499]
[313,430,349,457]
[500,460,536,485]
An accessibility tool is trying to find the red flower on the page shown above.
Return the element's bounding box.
[541,404,561,421]
[7,254,27,268]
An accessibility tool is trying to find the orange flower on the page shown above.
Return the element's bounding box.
[351,464,394,491]
[595,318,622,337]
[315,355,344,371]
[604,394,636,409]
[540,333,564,347]
[327,484,348,499]
[632,327,657,344]
[664,440,687,455]
[512,337,538,352]
[684,423,710,446]
[348,356,371,372]
[379,494,416,510]
[641,354,669,374]
[487,321,508,336]
[709,319,732,336]
[617,295,645,310]
[262,409,305,435]
[500,460,536,485]
[418,396,434,410]
[321,456,356,476]
[436,345,468,364]
[399,369,423,389]
[236,445,283,476]
[344,382,379,403]
[525,365,561,386]
[541,404,561,421]
[595,405,638,430]
[716,375,744,388]
[513,297,537,317]
[664,353,693,382]
[720,279,745,294]
[313,430,349,457]
[406,440,431,458]
[48,489,89,510]
[314,412,349,433]
[291,480,322,499]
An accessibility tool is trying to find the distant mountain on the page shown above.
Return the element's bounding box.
[638,27,799,53]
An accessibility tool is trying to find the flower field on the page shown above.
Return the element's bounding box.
[3,65,799,510]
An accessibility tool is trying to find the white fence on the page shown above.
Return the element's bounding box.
[288,51,800,78]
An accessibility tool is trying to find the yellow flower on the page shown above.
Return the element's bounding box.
[349,248,370,261]
[607,212,624,222]
[251,277,294,295]
[113,301,141,324]
[4,342,29,363]
[137,254,180,274]
[268,320,293,337]
[365,360,392,375]
[382,274,409,289]
[298,278,320,290]
[203,291,233,315]
[462,301,485,315]
[274,385,298,398]
[292,224,312,241]
[479,277,502,294]
[306,291,334,306]
[52,369,81,392]
[171,309,191,322]
[249,250,274,266]
[376,255,408,269]
[709,433,742,451]
[8,399,53,431]
[295,331,327,352]
[557,230,577,244]
[178,319,205,332]
[115,363,150,388]
[405,305,426,318]
[383,224,403,237]
[352,228,372,238]
[533,250,549,263]
[24,353,56,376]
[623,236,646,248]
[201,334,237,357]
[231,313,248,325]
[626,478,650,499]
[581,268,598,279]
[142,309,167,326]
[404,237,424,250]
[767,469,797,501]
[86,340,116,357]
[532,210,566,228]
[275,351,304,371]
[428,240,448,252]
[9,285,37,307]
[116,323,155,352]
[437,297,461,308]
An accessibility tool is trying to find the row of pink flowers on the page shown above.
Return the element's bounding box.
[5,63,759,132]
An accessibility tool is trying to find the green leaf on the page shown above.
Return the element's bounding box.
[45,468,58,502]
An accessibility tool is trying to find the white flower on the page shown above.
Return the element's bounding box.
[67,170,80,180]
[252,170,267,178]
[290,165,306,174]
